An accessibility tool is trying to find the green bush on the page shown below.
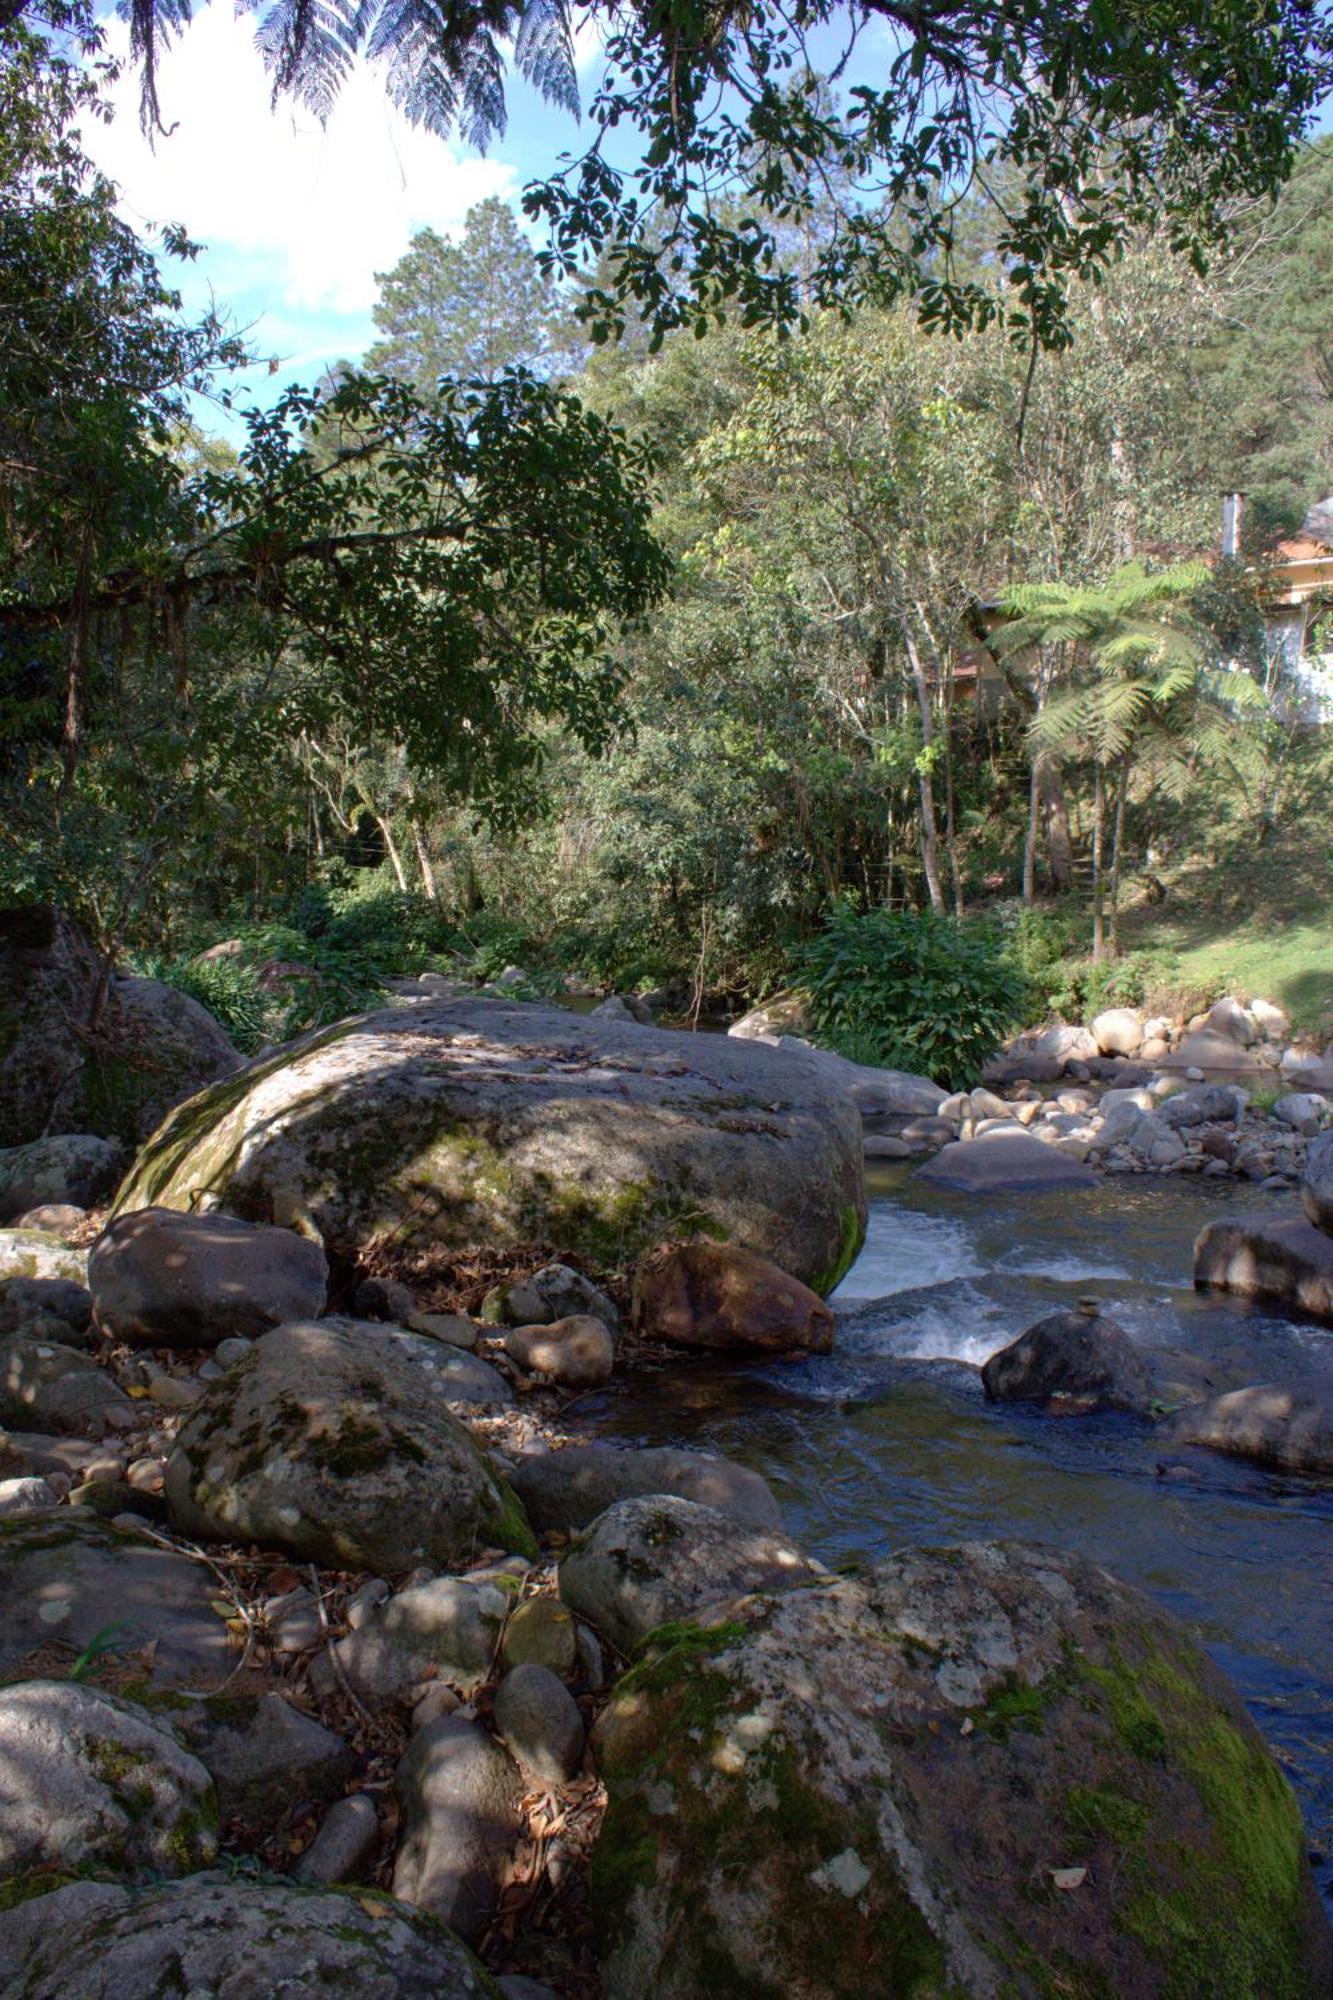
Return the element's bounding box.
[792,905,1026,1089]
[1043,949,1171,1022]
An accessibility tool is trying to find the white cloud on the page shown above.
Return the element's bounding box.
[88,5,516,335]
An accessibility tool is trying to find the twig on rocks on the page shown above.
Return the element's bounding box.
[308,1562,373,1726]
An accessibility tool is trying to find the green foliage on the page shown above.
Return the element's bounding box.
[794,905,1026,1089]
[1043,952,1171,1023]
[66,1622,132,1683]
[367,200,584,389]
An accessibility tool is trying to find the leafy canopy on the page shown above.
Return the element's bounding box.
[367,197,584,390]
[108,0,1333,350]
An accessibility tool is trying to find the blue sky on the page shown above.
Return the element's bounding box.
[84,6,1333,443]
[87,5,605,431]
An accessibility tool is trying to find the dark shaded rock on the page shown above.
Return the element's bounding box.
[89,1206,328,1350]
[918,1132,1097,1193]
[0,1513,234,1688]
[323,1573,509,1704]
[590,1542,1333,2000]
[0,1134,125,1222]
[187,1692,352,1819]
[164,1318,534,1571]
[0,1873,500,1998]
[292,1791,381,1885]
[1170,1374,1333,1475]
[494,1663,585,1785]
[1194,1215,1333,1321]
[634,1239,835,1352]
[351,1273,418,1320]
[111,996,866,1293]
[0,1335,135,1436]
[1301,1128,1333,1235]
[509,1444,781,1535]
[558,1494,821,1652]
[1158,1085,1241,1130]
[392,1713,524,1943]
[0,905,241,1150]
[981,1308,1154,1414]
[0,1275,95,1344]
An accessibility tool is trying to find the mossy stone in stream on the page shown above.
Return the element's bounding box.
[589,1542,1333,1999]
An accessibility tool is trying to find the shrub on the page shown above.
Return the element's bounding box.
[792,905,1027,1089]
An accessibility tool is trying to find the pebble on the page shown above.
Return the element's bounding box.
[127,1456,166,1493]
[292,1792,381,1886]
[264,1587,324,1654]
[411,1684,461,1731]
[145,1372,205,1409]
[345,1577,391,1630]
[214,1337,253,1369]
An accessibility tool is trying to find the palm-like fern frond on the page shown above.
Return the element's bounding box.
[123,0,195,135]
[227,0,578,144]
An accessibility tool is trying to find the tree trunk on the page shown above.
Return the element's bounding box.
[902,627,945,913]
[1039,759,1074,892]
[942,657,965,918]
[1022,760,1040,904]
[1108,755,1130,954]
[1090,764,1106,961]
[410,817,436,900]
[375,816,408,892]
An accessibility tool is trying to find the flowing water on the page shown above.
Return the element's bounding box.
[575,1168,1333,1908]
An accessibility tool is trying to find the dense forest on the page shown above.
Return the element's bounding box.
[4,0,1333,1077]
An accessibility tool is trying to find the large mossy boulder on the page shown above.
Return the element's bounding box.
[0,1874,502,1998]
[164,1318,536,1570]
[112,998,866,1292]
[590,1541,1333,1999]
[0,905,240,1149]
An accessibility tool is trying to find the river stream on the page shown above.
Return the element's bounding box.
[573,1167,1333,1909]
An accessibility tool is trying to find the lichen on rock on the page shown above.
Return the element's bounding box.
[589,1541,1333,1998]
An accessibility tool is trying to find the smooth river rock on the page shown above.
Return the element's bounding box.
[1170,1374,1333,1476]
[164,1318,535,1571]
[981,1308,1154,1414]
[559,1494,821,1652]
[508,1444,782,1535]
[918,1131,1098,1193]
[590,1541,1333,1999]
[111,997,866,1292]
[633,1239,834,1353]
[0,1680,217,1880]
[1194,1215,1333,1321]
[89,1206,328,1349]
[393,1713,525,1942]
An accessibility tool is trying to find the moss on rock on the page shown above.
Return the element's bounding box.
[587,1546,1333,2000]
